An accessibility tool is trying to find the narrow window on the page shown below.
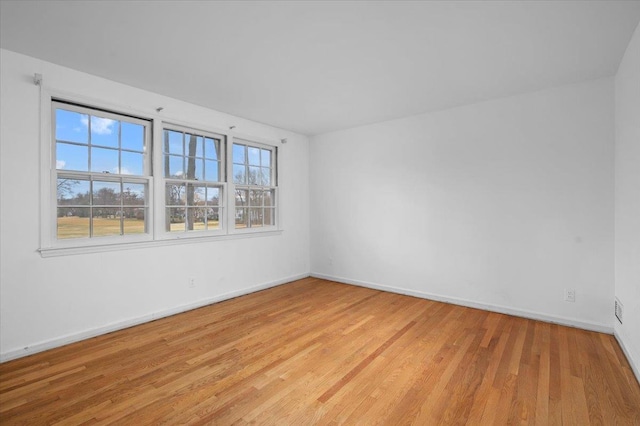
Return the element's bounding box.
[232,140,276,229]
[163,127,225,233]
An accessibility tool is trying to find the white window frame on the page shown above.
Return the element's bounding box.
[39,90,281,257]
[229,138,279,233]
[158,123,227,239]
[48,100,154,248]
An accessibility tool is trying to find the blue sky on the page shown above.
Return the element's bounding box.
[56,108,272,202]
[55,108,144,175]
[56,108,146,201]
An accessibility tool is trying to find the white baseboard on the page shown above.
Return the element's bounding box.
[0,273,309,363]
[614,330,640,386]
[310,272,613,334]
[2,272,620,364]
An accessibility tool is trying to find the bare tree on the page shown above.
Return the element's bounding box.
[57,178,79,199]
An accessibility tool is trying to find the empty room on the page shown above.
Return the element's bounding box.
[1,0,639,424]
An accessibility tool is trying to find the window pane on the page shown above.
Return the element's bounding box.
[165,155,184,178]
[57,208,90,239]
[233,164,246,184]
[57,143,88,172]
[205,138,219,160]
[184,134,199,157]
[207,187,220,206]
[249,190,263,207]
[250,208,263,227]
[195,136,204,158]
[185,208,195,231]
[264,207,275,226]
[206,208,220,229]
[187,185,206,206]
[92,208,121,237]
[248,147,260,166]
[183,157,202,181]
[235,189,248,207]
[205,160,219,182]
[122,183,145,206]
[90,116,119,148]
[165,130,183,155]
[260,167,271,186]
[90,147,119,174]
[261,149,271,167]
[121,122,144,151]
[248,166,260,185]
[121,151,144,175]
[235,208,248,228]
[166,183,185,206]
[233,144,245,164]
[123,208,146,234]
[167,207,186,232]
[56,109,88,143]
[93,181,120,206]
[57,178,90,205]
[264,189,275,207]
[187,208,206,231]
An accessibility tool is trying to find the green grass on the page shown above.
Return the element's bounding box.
[57,216,145,239]
[168,221,219,232]
[57,216,222,238]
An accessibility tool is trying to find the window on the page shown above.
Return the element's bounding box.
[45,98,279,254]
[232,141,277,229]
[53,102,150,240]
[162,127,225,233]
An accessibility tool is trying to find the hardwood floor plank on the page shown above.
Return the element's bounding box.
[317,321,416,404]
[1,278,639,425]
[533,321,550,426]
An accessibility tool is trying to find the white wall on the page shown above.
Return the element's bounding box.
[310,78,615,331]
[614,23,640,379]
[2,42,633,370]
[0,49,310,361]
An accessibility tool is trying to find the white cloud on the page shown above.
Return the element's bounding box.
[81,116,116,135]
[56,160,66,169]
[112,166,132,175]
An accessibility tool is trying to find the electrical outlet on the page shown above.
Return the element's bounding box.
[564,288,576,303]
[615,298,623,324]
[188,277,196,288]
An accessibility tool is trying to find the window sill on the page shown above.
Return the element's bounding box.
[38,230,283,258]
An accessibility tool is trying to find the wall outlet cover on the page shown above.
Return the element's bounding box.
[565,288,576,303]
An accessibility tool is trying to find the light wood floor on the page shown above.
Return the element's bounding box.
[1,277,639,425]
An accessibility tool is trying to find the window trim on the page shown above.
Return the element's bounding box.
[49,99,154,247]
[39,89,282,256]
[158,123,228,239]
[229,138,279,233]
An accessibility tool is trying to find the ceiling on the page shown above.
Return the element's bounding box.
[1,1,639,136]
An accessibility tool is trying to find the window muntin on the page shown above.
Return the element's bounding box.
[55,107,146,176]
[233,141,276,229]
[232,143,272,186]
[162,127,225,233]
[53,102,150,240]
[163,129,221,181]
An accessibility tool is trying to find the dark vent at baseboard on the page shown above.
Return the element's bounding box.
[615,298,623,324]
